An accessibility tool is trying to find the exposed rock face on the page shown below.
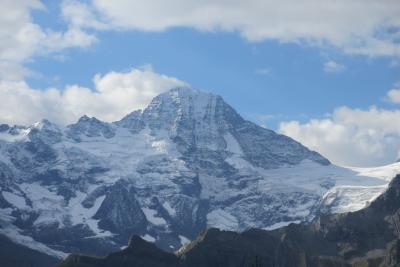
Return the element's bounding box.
[55,174,400,267]
[58,236,180,267]
[93,181,147,236]
[0,87,391,261]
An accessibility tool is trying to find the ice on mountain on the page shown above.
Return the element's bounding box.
[162,202,176,217]
[2,191,27,209]
[207,209,239,230]
[142,234,156,242]
[179,235,190,246]
[263,220,301,230]
[142,208,167,226]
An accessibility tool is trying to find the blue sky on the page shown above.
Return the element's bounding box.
[1,0,400,166]
[27,28,400,128]
[26,0,399,129]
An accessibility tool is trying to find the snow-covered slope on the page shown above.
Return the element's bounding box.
[318,163,400,214]
[0,87,394,258]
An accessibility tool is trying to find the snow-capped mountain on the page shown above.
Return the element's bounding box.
[56,174,400,267]
[0,87,394,259]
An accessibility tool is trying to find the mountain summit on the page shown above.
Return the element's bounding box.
[118,87,330,168]
[0,87,391,264]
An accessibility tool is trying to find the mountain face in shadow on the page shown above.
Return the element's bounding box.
[55,174,400,267]
[0,234,58,267]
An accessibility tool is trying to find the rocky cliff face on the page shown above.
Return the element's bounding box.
[0,87,391,262]
[56,174,400,267]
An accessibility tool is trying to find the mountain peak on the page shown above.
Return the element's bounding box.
[145,86,221,118]
[128,235,151,248]
[117,86,224,131]
[76,115,101,124]
[116,86,329,167]
[167,86,211,95]
[67,115,115,140]
[162,86,215,96]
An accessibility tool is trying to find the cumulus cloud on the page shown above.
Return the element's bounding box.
[0,0,97,80]
[0,68,186,125]
[279,106,400,167]
[386,83,400,103]
[323,60,346,73]
[88,0,400,58]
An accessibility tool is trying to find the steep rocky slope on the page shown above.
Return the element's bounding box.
[0,87,392,261]
[56,174,400,267]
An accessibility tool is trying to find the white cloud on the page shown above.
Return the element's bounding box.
[2,1,399,80]
[387,88,400,103]
[323,60,346,73]
[279,106,400,167]
[0,62,33,81]
[0,0,97,80]
[61,0,108,30]
[0,68,186,125]
[88,0,400,58]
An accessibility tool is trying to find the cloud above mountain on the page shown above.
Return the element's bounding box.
[323,61,346,73]
[86,0,400,58]
[0,0,97,80]
[1,1,399,80]
[279,104,400,167]
[0,67,186,125]
[386,83,400,103]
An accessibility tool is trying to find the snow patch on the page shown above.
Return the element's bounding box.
[263,220,301,230]
[179,235,190,246]
[348,162,400,182]
[2,191,27,209]
[162,202,176,217]
[141,234,156,242]
[68,193,113,238]
[0,128,31,142]
[321,185,387,213]
[207,209,239,230]
[0,219,67,259]
[20,183,64,226]
[151,139,170,153]
[142,208,167,226]
[224,133,243,155]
